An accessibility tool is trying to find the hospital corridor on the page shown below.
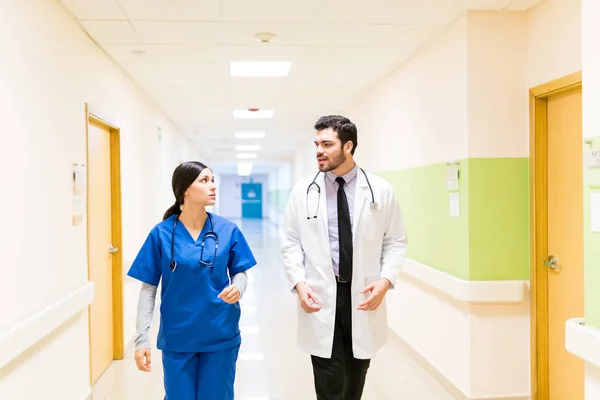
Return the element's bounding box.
[92,219,452,400]
[2,0,600,399]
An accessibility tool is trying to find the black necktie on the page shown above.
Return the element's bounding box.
[336,177,352,282]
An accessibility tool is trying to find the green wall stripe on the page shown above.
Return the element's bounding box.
[380,157,529,281]
[380,162,470,280]
[467,158,530,280]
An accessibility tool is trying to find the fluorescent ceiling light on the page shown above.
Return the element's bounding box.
[235,145,261,151]
[235,131,265,139]
[237,162,253,176]
[236,153,257,159]
[234,109,273,119]
[230,61,292,77]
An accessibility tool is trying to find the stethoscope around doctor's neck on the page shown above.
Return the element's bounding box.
[170,212,218,271]
[306,168,377,219]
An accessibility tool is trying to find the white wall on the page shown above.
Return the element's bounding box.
[467,11,529,158]
[527,0,582,88]
[293,141,317,184]
[338,0,580,397]
[268,162,293,224]
[582,0,600,396]
[0,0,198,398]
[346,15,468,172]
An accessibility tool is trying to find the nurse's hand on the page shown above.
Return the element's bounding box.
[358,278,391,311]
[218,285,240,304]
[134,348,151,372]
[295,282,321,314]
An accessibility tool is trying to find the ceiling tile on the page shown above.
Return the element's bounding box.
[316,0,420,24]
[309,23,422,47]
[226,45,303,63]
[60,0,126,20]
[133,22,223,45]
[102,44,226,63]
[224,22,311,46]
[221,0,322,22]
[464,0,514,9]
[80,21,140,43]
[505,0,544,10]
[117,0,221,21]
[229,78,288,109]
[120,62,227,87]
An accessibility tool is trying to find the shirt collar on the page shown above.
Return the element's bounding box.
[326,163,358,185]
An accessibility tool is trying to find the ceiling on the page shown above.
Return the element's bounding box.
[57,0,541,172]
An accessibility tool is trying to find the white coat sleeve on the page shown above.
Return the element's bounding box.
[380,187,408,288]
[279,185,306,293]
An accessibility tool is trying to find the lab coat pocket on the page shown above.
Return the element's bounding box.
[360,210,385,241]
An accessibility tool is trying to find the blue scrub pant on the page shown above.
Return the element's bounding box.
[162,344,240,400]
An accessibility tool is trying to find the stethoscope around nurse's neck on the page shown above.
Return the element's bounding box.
[170,212,219,271]
[306,167,377,219]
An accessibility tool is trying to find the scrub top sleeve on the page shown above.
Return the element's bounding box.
[127,228,162,287]
[227,226,257,275]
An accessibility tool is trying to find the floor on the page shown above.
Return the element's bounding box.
[93,219,455,400]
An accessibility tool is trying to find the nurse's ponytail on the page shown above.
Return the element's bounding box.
[163,161,211,221]
[163,200,182,220]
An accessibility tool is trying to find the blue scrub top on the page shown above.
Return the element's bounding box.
[127,213,257,353]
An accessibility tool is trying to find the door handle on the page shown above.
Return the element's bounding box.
[544,255,558,269]
[108,244,119,253]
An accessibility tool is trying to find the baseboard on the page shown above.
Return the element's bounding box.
[388,329,529,400]
[0,282,95,369]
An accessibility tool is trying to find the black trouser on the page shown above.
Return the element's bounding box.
[311,281,371,400]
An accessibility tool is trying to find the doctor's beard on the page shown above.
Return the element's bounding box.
[319,150,346,172]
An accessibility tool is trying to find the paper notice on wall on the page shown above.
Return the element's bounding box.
[446,165,459,190]
[592,192,600,233]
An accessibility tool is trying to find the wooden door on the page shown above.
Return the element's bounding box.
[546,87,584,399]
[87,121,114,384]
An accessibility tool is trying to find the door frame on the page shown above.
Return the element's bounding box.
[84,103,125,383]
[529,71,582,399]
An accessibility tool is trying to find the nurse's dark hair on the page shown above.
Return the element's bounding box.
[314,115,358,155]
[163,161,211,220]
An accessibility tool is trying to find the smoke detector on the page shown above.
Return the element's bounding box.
[254,32,276,44]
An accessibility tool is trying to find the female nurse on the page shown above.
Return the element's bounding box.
[127,161,257,400]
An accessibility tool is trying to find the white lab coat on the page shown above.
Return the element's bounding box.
[279,168,407,359]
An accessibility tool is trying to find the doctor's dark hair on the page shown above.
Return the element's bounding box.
[314,115,358,155]
[163,161,211,220]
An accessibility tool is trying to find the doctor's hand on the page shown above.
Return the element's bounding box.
[358,278,392,311]
[134,348,152,372]
[295,282,322,314]
[218,285,241,304]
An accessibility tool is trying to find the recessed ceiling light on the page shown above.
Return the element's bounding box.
[233,109,273,119]
[235,145,261,151]
[230,61,292,77]
[235,131,265,139]
[237,162,253,176]
[236,153,258,159]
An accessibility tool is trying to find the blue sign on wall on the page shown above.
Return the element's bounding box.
[241,183,262,219]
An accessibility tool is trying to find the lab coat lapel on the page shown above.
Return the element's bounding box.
[352,169,369,244]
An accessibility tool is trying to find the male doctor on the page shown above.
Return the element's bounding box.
[280,115,408,399]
